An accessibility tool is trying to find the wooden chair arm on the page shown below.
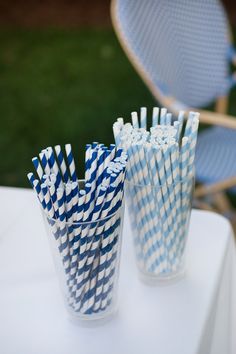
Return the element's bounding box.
[192,199,217,212]
[195,175,236,198]
[163,98,236,130]
[197,110,236,130]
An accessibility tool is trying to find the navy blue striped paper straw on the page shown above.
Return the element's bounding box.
[28,142,127,316]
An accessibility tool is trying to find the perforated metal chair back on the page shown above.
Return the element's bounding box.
[112,0,231,109]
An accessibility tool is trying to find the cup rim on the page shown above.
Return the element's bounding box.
[42,201,124,226]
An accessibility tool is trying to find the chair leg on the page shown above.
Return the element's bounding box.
[215,96,228,114]
[212,192,232,215]
[230,216,236,235]
[194,192,236,225]
[193,199,216,212]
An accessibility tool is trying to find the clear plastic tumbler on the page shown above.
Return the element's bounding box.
[125,174,194,284]
[42,201,124,324]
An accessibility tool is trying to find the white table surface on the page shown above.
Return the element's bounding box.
[0,187,235,354]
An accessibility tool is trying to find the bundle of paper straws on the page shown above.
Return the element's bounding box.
[27,142,127,315]
[113,107,199,275]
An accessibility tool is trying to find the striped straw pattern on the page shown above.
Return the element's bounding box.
[113,107,199,278]
[28,143,127,317]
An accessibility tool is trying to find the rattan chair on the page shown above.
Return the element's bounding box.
[111,0,236,216]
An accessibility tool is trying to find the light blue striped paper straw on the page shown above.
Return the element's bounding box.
[152,107,159,127]
[162,144,178,253]
[140,107,147,129]
[169,143,182,269]
[146,147,169,272]
[160,108,167,125]
[129,143,156,270]
[131,111,139,129]
[136,143,164,273]
[126,147,149,265]
[165,113,172,125]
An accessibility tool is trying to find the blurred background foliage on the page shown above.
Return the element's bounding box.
[0,0,236,187]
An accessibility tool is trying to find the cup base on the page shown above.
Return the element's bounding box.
[138,265,186,286]
[67,305,118,327]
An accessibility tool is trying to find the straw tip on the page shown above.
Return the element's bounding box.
[79,189,86,196]
[27,172,34,181]
[54,145,61,152]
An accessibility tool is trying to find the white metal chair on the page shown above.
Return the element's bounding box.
[111,0,236,216]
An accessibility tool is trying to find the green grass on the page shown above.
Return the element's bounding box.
[0,28,236,188]
[0,29,155,187]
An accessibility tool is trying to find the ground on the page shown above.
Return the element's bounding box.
[0,28,156,187]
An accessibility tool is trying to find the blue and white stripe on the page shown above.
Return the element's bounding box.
[28,143,127,315]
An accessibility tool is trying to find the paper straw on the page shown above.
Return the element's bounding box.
[69,190,86,296]
[169,143,181,268]
[152,107,159,127]
[95,148,106,192]
[85,144,92,183]
[56,188,71,276]
[27,173,46,210]
[177,110,185,137]
[165,113,172,125]
[65,144,77,182]
[147,147,169,272]
[183,111,195,139]
[55,145,70,183]
[129,144,155,270]
[74,186,107,310]
[41,182,56,219]
[70,181,79,217]
[160,108,167,125]
[126,149,148,250]
[39,151,51,176]
[136,144,164,273]
[65,184,75,260]
[46,147,63,188]
[32,157,44,180]
[83,163,126,313]
[131,111,139,129]
[99,172,125,309]
[93,182,124,312]
[48,183,59,219]
[162,144,177,250]
[140,107,147,129]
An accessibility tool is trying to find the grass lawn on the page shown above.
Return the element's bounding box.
[0,28,156,187]
[0,28,236,188]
